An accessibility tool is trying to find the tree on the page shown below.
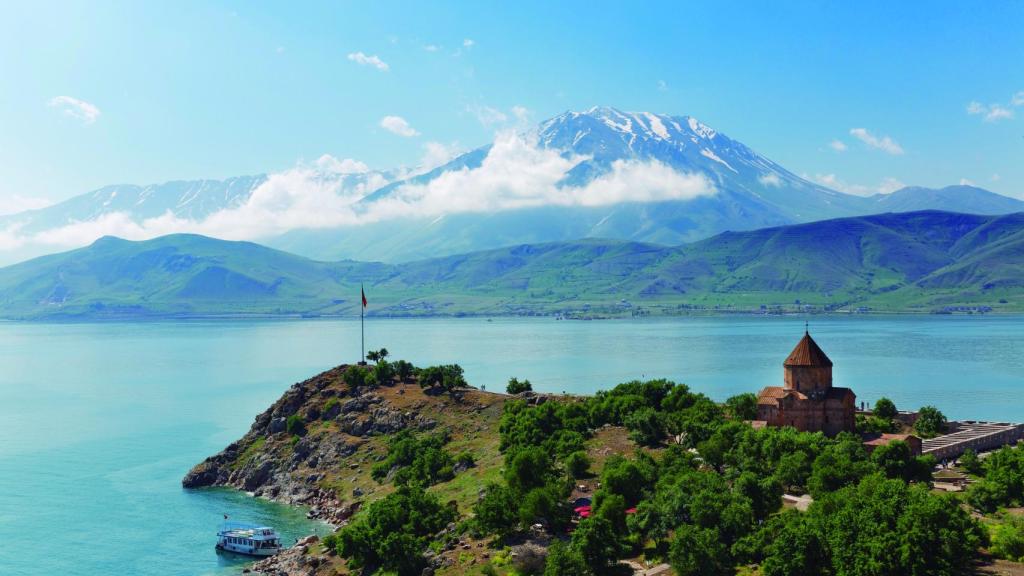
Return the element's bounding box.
[507,377,533,394]
[373,359,395,384]
[959,448,982,475]
[565,451,591,479]
[914,405,947,438]
[335,486,455,576]
[725,393,759,421]
[474,482,520,538]
[366,347,389,364]
[343,364,369,391]
[870,440,933,483]
[570,517,622,574]
[393,359,415,381]
[418,364,466,393]
[760,510,829,576]
[624,407,664,446]
[874,397,898,420]
[545,540,589,576]
[669,524,731,576]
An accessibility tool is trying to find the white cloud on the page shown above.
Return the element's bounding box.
[380,115,420,137]
[808,173,905,196]
[467,104,508,128]
[48,96,101,125]
[849,128,904,155]
[0,195,54,216]
[0,134,716,253]
[511,105,530,124]
[758,173,782,187]
[419,141,463,171]
[959,178,975,186]
[372,131,714,216]
[423,44,439,52]
[463,39,475,48]
[276,46,286,54]
[314,154,370,174]
[657,80,668,92]
[828,139,847,152]
[992,173,1001,182]
[967,98,1017,122]
[346,51,389,71]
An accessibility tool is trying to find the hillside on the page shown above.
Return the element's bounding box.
[0,211,1022,319]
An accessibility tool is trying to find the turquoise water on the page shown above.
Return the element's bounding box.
[1,316,1022,575]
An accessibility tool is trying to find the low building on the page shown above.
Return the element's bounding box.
[862,433,923,456]
[756,330,855,437]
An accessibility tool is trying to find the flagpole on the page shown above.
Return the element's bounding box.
[360,283,365,364]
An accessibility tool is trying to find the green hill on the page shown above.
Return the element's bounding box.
[0,211,1021,319]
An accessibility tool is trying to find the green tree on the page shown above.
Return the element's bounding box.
[725,392,759,421]
[545,540,590,576]
[874,397,898,419]
[335,485,455,576]
[624,407,664,446]
[393,359,415,381]
[570,517,622,575]
[914,405,947,438]
[418,364,466,393]
[760,510,829,576]
[473,482,519,538]
[959,448,982,475]
[507,377,533,394]
[565,451,591,479]
[669,524,731,576]
[343,364,369,391]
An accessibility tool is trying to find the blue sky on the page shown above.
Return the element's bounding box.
[2,0,1023,209]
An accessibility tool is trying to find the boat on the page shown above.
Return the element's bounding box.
[215,521,283,557]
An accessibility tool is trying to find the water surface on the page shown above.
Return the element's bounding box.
[1,316,1021,575]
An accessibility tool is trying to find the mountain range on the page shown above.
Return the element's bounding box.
[0,210,1019,319]
[2,107,1022,266]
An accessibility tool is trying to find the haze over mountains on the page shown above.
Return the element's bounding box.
[2,107,1022,266]
[0,210,1020,319]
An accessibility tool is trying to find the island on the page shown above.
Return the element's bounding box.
[184,337,1024,576]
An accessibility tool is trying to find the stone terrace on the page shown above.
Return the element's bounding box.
[922,421,1024,461]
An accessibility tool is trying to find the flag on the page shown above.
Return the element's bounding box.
[361,286,367,308]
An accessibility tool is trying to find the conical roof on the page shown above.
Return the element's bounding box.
[784,331,833,367]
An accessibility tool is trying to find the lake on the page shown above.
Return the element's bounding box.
[1,316,1022,575]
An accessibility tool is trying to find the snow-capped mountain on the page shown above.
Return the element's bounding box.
[3,106,1022,265]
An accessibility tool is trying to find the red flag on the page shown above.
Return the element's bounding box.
[361,286,367,308]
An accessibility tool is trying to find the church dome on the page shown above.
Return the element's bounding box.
[784,331,833,367]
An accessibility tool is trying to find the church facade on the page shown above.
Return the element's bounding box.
[755,331,856,437]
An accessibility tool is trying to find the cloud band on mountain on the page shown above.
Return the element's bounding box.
[0,132,715,251]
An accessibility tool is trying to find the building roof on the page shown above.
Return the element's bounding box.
[757,385,854,407]
[784,331,833,367]
[862,433,920,447]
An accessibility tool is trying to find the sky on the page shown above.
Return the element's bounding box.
[1,0,1023,212]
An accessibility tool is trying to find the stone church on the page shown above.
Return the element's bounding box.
[755,330,856,437]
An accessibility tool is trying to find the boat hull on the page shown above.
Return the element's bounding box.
[216,543,280,557]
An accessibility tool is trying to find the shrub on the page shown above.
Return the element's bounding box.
[992,515,1024,562]
[343,365,369,392]
[507,376,533,395]
[725,392,759,421]
[393,359,415,381]
[960,448,982,475]
[286,414,306,437]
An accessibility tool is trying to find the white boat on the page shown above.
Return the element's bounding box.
[216,521,283,557]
